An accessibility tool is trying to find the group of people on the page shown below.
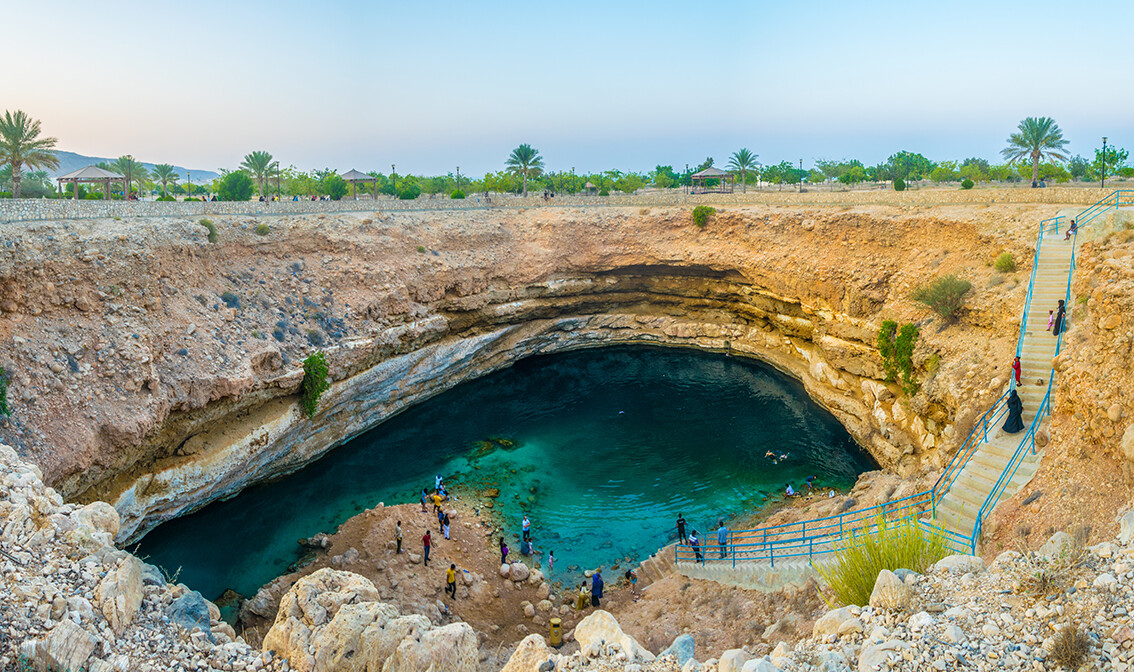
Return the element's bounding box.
[1003,298,1069,434]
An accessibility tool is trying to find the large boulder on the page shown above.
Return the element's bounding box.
[509,562,531,583]
[660,634,695,666]
[169,590,213,639]
[67,501,121,551]
[382,622,478,672]
[574,610,655,663]
[1037,531,1072,559]
[500,633,557,672]
[24,620,98,672]
[262,568,475,672]
[1118,509,1134,544]
[718,648,753,672]
[932,554,986,575]
[858,641,907,671]
[868,570,911,610]
[95,555,143,634]
[812,607,858,637]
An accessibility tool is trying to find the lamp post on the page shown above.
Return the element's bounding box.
[685,164,690,194]
[798,159,803,193]
[186,171,191,201]
[1102,137,1108,190]
[391,164,396,198]
[274,162,280,198]
[125,154,133,201]
[456,166,460,195]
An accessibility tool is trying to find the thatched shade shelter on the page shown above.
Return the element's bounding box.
[56,166,127,201]
[584,182,597,194]
[691,167,733,194]
[340,169,376,200]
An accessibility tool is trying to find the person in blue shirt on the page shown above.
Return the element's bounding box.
[590,571,604,607]
[718,523,728,558]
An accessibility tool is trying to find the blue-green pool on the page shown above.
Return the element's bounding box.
[135,346,874,600]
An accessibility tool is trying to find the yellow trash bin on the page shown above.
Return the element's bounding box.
[549,617,562,647]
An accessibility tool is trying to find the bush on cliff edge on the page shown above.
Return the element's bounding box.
[692,205,716,228]
[301,351,330,418]
[0,366,10,417]
[912,274,971,321]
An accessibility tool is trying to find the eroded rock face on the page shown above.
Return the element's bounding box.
[261,568,476,672]
[574,609,655,663]
[0,207,1020,541]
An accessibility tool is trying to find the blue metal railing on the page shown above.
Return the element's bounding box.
[675,191,1128,570]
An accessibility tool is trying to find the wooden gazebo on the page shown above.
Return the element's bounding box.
[340,169,376,200]
[584,181,598,195]
[56,166,127,200]
[691,166,734,194]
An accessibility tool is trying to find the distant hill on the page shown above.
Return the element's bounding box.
[49,151,219,182]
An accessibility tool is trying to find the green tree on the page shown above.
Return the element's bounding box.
[1000,116,1069,183]
[217,170,254,201]
[107,156,149,197]
[151,164,179,198]
[240,150,275,198]
[1067,155,1090,181]
[929,161,958,183]
[726,148,758,192]
[0,110,59,198]
[505,144,544,197]
[838,165,867,186]
[651,165,678,189]
[885,151,935,182]
[1092,145,1129,183]
[322,174,348,200]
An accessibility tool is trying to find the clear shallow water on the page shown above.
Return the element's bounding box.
[135,346,874,600]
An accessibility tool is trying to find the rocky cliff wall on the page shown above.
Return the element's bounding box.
[0,204,1032,541]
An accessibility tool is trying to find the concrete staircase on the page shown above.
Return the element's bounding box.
[933,234,1072,537]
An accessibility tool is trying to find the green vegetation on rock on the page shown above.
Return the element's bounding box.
[692,205,716,228]
[0,366,10,417]
[877,321,920,396]
[198,219,219,243]
[255,223,270,236]
[817,515,948,607]
[994,252,1016,272]
[912,274,971,320]
[301,351,330,418]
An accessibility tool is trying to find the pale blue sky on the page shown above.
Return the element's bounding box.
[10,0,1133,175]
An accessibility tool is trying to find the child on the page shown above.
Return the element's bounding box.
[548,550,555,572]
[1047,310,1054,331]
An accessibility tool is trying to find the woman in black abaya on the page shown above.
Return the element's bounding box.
[1052,299,1067,336]
[1003,389,1025,434]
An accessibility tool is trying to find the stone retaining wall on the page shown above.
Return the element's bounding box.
[0,185,1116,223]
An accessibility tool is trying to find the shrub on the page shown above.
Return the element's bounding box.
[416,245,426,253]
[893,178,906,191]
[254,223,270,236]
[993,251,1015,272]
[198,219,219,243]
[450,189,466,199]
[598,188,610,196]
[306,329,325,347]
[84,192,104,200]
[301,351,330,418]
[183,197,201,202]
[220,292,239,309]
[877,321,920,395]
[156,195,176,202]
[1050,621,1090,669]
[817,515,948,607]
[692,205,716,228]
[911,274,971,320]
[322,174,348,201]
[273,329,285,342]
[0,367,10,417]
[960,178,974,190]
[217,171,254,201]
[397,183,421,200]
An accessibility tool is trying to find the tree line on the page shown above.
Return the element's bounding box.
[2,112,1130,200]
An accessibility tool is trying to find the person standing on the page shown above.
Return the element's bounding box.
[445,564,457,599]
[676,514,687,544]
[442,513,451,540]
[717,523,728,559]
[1003,389,1025,434]
[1052,300,1067,336]
[547,550,555,572]
[500,538,509,566]
[576,582,589,611]
[395,521,402,554]
[590,571,604,608]
[522,515,531,541]
[689,532,702,562]
[421,489,429,513]
[1012,356,1022,386]
[1047,310,1055,332]
[422,530,432,566]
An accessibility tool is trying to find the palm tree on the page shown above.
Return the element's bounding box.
[0,110,59,198]
[151,164,180,198]
[1001,117,1070,183]
[505,144,544,197]
[727,148,759,193]
[110,156,150,198]
[240,150,274,198]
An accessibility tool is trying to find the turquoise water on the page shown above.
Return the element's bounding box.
[135,346,874,601]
